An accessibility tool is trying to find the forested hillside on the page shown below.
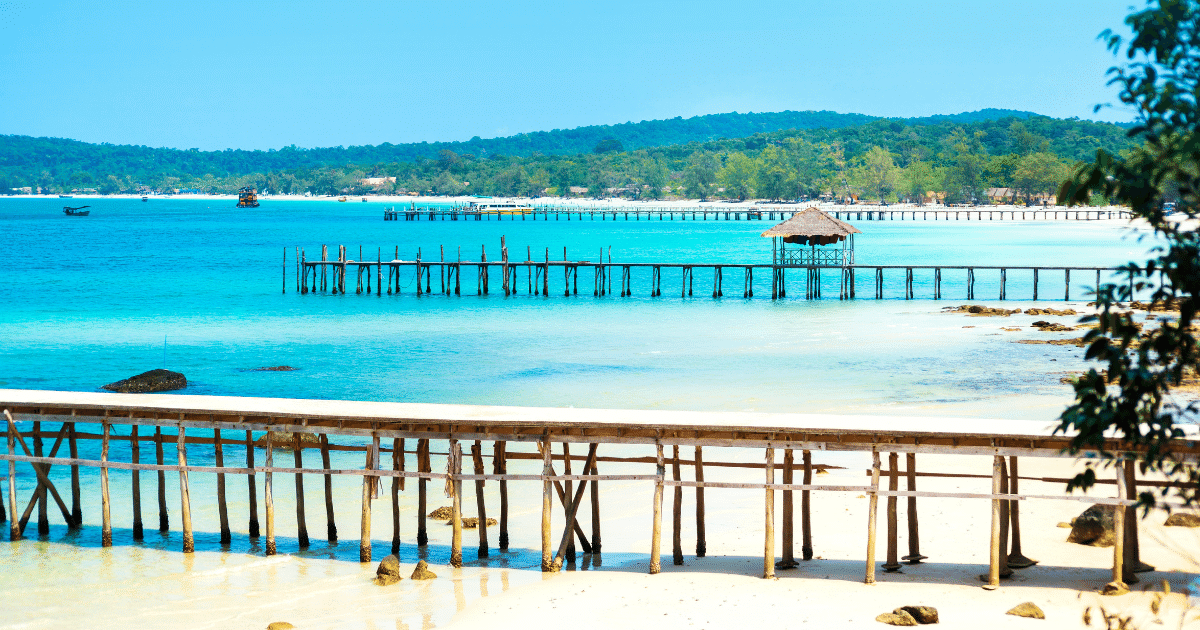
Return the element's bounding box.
[0,109,1134,204]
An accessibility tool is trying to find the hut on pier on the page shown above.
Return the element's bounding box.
[762,207,861,265]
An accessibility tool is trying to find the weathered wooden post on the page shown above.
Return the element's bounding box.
[801,450,813,560]
[246,429,260,538]
[495,441,509,550]
[984,455,1003,589]
[563,442,576,563]
[360,433,378,563]
[778,449,797,569]
[449,439,463,568]
[321,434,336,542]
[883,452,901,572]
[865,450,881,585]
[215,429,230,544]
[156,427,168,533]
[69,422,81,528]
[6,416,15,541]
[34,420,46,534]
[131,425,143,540]
[1006,457,1035,568]
[764,446,775,579]
[541,435,553,571]
[293,432,308,548]
[1112,465,1128,590]
[650,440,664,575]
[695,445,706,557]
[472,440,488,558]
[178,425,194,553]
[418,438,429,546]
[903,452,925,563]
[101,420,112,547]
[672,444,683,565]
[391,437,403,555]
[589,452,601,557]
[265,431,276,556]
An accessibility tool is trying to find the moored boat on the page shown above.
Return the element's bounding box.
[63,206,91,216]
[236,187,260,208]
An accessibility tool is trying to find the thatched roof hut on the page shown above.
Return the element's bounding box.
[761,207,861,245]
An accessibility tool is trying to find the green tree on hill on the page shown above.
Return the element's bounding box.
[853,146,900,203]
[718,152,757,200]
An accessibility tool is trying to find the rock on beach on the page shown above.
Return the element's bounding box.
[1066,505,1116,547]
[1006,602,1045,619]
[373,554,402,585]
[410,560,437,580]
[101,369,186,393]
[1164,512,1200,527]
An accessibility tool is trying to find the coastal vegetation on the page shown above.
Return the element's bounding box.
[0,111,1134,205]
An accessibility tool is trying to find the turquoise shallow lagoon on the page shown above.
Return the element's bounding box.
[0,197,1162,416]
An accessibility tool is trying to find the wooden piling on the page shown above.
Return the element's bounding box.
[589,451,601,556]
[495,441,509,550]
[450,439,463,568]
[763,446,775,579]
[1112,464,1127,588]
[650,440,664,575]
[69,423,81,528]
[391,437,402,555]
[551,444,599,571]
[131,425,142,540]
[778,449,797,569]
[319,434,336,542]
[695,445,706,557]
[998,457,1010,578]
[215,429,230,544]
[472,440,488,558]
[671,444,683,565]
[801,450,813,560]
[1124,460,1148,578]
[6,417,15,541]
[563,442,576,563]
[359,433,377,563]
[34,421,46,534]
[265,431,276,556]
[418,438,429,546]
[984,455,1002,589]
[1006,456,1035,568]
[178,425,194,553]
[865,450,880,584]
[293,432,309,548]
[101,420,112,547]
[902,452,925,563]
[883,452,901,572]
[541,436,553,571]
[246,429,259,538]
[156,426,168,532]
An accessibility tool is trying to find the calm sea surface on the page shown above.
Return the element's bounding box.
[0,197,1168,629]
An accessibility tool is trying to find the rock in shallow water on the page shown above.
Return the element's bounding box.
[373,554,402,585]
[410,559,437,580]
[101,369,186,393]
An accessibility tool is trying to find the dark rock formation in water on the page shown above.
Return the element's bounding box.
[101,369,186,393]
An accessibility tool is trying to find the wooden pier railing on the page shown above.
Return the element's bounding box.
[382,205,1131,223]
[287,246,1124,302]
[3,390,1196,591]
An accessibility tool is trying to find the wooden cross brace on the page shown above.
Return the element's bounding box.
[4,411,74,533]
[551,443,599,571]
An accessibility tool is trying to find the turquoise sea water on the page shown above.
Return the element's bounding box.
[0,197,1162,414]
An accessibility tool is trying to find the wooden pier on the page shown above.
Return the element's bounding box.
[289,245,1122,302]
[4,389,1194,592]
[383,205,1131,223]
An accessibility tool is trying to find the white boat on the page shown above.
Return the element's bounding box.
[467,200,533,215]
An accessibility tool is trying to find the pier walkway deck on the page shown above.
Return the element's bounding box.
[4,389,1196,591]
[384,205,1131,222]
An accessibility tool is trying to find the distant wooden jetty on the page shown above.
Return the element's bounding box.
[384,205,1131,222]
[285,245,1122,302]
[4,389,1193,591]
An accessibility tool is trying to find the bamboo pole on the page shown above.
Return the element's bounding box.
[903,452,926,563]
[359,433,377,563]
[418,438,429,546]
[178,425,194,553]
[293,432,308,548]
[694,445,705,557]
[450,439,463,568]
[541,436,552,571]
[265,431,276,556]
[778,449,797,569]
[801,450,813,560]
[246,429,259,538]
[132,425,142,540]
[984,455,1002,589]
[101,420,112,547]
[764,446,775,579]
[883,452,901,572]
[650,440,664,575]
[496,441,509,551]
[472,440,488,558]
[321,434,337,542]
[156,427,168,533]
[69,423,81,528]
[672,444,683,565]
[1006,456,1034,568]
[865,450,880,584]
[215,429,230,544]
[391,437,401,555]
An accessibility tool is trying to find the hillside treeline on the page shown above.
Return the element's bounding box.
[0,114,1134,204]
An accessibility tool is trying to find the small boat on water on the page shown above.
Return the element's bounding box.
[63,206,91,216]
[338,196,348,202]
[59,194,73,198]
[236,187,260,208]
[141,196,148,202]
[361,197,367,202]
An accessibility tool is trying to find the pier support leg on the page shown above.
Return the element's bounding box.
[69,423,81,528]
[903,453,926,563]
[764,446,775,579]
[866,450,880,584]
[541,437,553,571]
[178,425,194,554]
[472,441,488,558]
[7,418,15,541]
[778,449,797,569]
[101,420,112,547]
[450,439,463,568]
[246,430,259,539]
[131,425,143,540]
[551,444,599,571]
[562,443,576,563]
[294,433,308,548]
[883,452,902,572]
[418,439,429,546]
[802,450,813,560]
[1006,457,1035,568]
[156,427,168,533]
[360,434,378,563]
[695,446,706,557]
[265,432,276,556]
[1126,460,1152,575]
[496,441,509,551]
[215,429,230,544]
[650,441,664,574]
[984,455,1003,589]
[589,453,600,559]
[1109,465,1129,593]
[34,421,46,535]
[672,445,683,565]
[321,434,336,542]
[391,438,403,555]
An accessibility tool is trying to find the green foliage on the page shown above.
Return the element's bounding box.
[1056,0,1200,509]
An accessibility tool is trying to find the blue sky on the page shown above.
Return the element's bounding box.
[0,0,1140,150]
